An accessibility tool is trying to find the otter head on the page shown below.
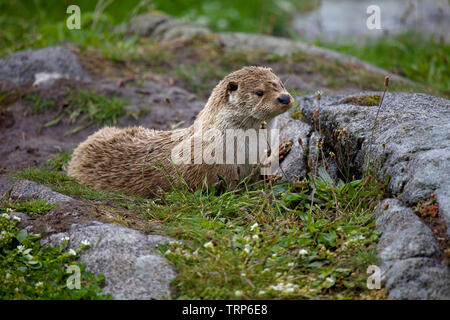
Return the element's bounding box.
[201,66,293,130]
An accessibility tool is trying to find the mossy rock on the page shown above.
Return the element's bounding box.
[340,94,381,106]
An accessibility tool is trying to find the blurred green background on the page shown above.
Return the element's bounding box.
[1,0,448,96]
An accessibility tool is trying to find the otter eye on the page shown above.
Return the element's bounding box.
[256,91,264,97]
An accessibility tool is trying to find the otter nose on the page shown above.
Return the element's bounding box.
[277,94,291,105]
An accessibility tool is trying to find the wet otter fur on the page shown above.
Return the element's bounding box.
[67,66,293,197]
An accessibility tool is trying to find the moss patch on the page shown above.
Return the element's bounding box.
[340,94,381,106]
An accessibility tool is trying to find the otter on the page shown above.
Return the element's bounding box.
[67,66,293,197]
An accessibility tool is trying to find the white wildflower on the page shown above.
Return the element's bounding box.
[1,213,9,219]
[17,245,25,253]
[6,208,12,213]
[243,244,251,254]
[241,273,246,277]
[298,249,308,256]
[203,241,214,249]
[250,222,259,232]
[234,290,243,297]
[35,282,44,287]
[12,216,21,222]
[258,290,266,296]
[252,234,259,241]
[288,262,294,267]
[61,236,70,243]
[325,277,336,288]
[269,282,299,294]
[67,248,77,256]
[81,240,91,248]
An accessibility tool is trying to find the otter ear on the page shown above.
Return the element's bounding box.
[227,81,238,92]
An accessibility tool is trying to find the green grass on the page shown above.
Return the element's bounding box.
[316,33,450,98]
[0,205,111,299]
[13,168,143,207]
[25,94,58,114]
[0,0,313,57]
[37,89,128,135]
[12,164,388,299]
[1,2,444,99]
[148,176,386,299]
[0,199,56,215]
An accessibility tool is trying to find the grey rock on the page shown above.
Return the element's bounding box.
[375,199,440,261]
[0,46,90,88]
[436,184,450,237]
[381,257,450,300]
[6,179,73,204]
[270,112,311,181]
[128,13,210,41]
[293,92,450,299]
[300,92,450,232]
[42,221,178,300]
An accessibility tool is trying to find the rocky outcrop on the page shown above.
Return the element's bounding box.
[1,179,178,299]
[283,91,450,299]
[375,199,450,299]
[42,221,178,300]
[0,46,90,88]
[299,92,450,236]
[4,179,73,204]
[125,13,408,83]
[126,12,211,41]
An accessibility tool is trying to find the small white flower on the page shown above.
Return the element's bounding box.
[17,245,25,253]
[325,277,336,288]
[81,240,91,248]
[298,249,308,256]
[241,273,246,277]
[6,208,13,213]
[258,290,266,296]
[1,213,9,219]
[243,244,251,254]
[234,290,243,297]
[61,236,70,243]
[35,282,44,287]
[12,216,21,222]
[252,234,259,241]
[67,249,77,256]
[250,222,259,231]
[203,241,214,249]
[288,262,294,267]
[5,273,11,279]
[164,249,172,255]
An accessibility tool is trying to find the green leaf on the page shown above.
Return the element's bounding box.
[16,229,28,243]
